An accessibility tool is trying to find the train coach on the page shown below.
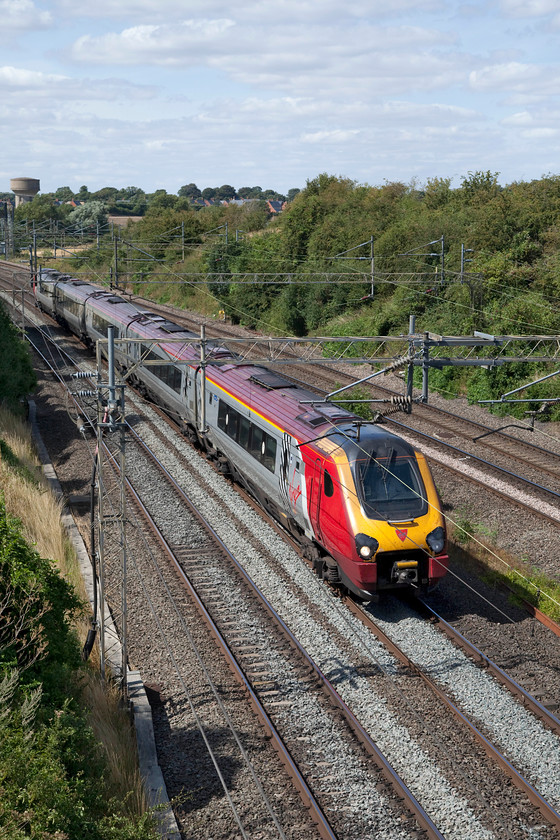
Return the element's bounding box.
[35,268,448,600]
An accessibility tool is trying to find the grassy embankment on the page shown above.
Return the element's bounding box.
[0,300,157,840]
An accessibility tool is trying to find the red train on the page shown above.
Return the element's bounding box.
[36,269,448,599]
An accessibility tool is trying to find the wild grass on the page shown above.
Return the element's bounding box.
[81,673,148,817]
[448,509,560,623]
[0,405,150,822]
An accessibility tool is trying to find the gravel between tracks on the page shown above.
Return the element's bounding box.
[123,397,560,838]
[21,302,560,840]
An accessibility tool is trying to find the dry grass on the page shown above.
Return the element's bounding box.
[0,406,148,817]
[81,672,148,815]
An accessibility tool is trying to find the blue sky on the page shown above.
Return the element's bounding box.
[1,0,559,196]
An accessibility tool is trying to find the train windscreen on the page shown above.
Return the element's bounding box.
[355,450,427,520]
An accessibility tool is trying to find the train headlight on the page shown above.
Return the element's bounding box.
[426,526,445,555]
[355,533,379,561]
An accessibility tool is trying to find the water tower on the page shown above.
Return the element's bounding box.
[10,177,40,207]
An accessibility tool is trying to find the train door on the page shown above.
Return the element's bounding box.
[194,366,206,434]
[308,457,323,540]
[279,433,294,510]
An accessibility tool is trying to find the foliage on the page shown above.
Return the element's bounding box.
[14,195,67,224]
[133,207,203,259]
[0,303,36,413]
[178,182,202,199]
[0,495,158,840]
[0,498,82,693]
[36,169,560,413]
[68,200,108,229]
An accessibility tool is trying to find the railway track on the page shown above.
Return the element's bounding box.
[123,421,447,840]
[109,372,560,839]
[4,262,560,837]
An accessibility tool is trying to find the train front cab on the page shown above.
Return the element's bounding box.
[307,430,448,600]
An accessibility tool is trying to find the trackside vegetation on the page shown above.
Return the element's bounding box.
[40,170,560,419]
[0,302,157,839]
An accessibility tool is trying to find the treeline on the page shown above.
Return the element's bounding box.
[5,181,300,222]
[29,170,560,415]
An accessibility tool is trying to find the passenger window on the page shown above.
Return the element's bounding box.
[324,469,334,497]
[238,416,250,449]
[263,435,277,472]
[218,401,228,431]
[250,425,264,461]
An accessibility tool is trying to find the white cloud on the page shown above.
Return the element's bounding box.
[522,127,558,137]
[500,0,559,17]
[68,15,462,101]
[55,0,445,24]
[500,0,560,29]
[0,65,67,86]
[70,18,236,66]
[469,61,544,91]
[0,0,51,35]
[300,129,360,144]
[502,110,534,125]
[0,64,157,104]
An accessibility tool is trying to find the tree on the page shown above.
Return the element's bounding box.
[147,190,177,210]
[178,183,202,199]
[422,177,452,209]
[54,186,73,202]
[202,187,217,201]
[77,185,90,201]
[287,188,301,202]
[459,171,501,205]
[238,186,262,199]
[67,201,108,228]
[0,303,36,412]
[14,195,65,224]
[216,184,237,201]
[134,208,203,258]
[91,187,118,203]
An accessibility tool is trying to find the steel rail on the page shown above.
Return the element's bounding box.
[123,422,447,840]
[20,320,321,840]
[344,597,560,832]
[389,416,560,501]
[117,463,338,840]
[416,598,560,734]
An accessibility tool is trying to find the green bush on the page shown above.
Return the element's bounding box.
[0,304,36,414]
[0,499,157,839]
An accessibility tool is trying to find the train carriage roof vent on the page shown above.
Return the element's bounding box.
[69,280,90,287]
[249,371,295,390]
[315,402,356,421]
[89,290,126,304]
[160,322,189,333]
[297,402,358,427]
[296,411,327,427]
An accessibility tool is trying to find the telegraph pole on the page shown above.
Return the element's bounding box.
[96,327,128,697]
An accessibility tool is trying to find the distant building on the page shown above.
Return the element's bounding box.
[267,200,287,214]
[10,177,40,207]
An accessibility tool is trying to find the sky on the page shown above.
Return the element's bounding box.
[1,0,560,197]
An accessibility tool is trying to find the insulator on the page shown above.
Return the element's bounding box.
[373,395,411,423]
[73,390,97,397]
[390,395,411,407]
[383,354,414,375]
[72,371,93,379]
